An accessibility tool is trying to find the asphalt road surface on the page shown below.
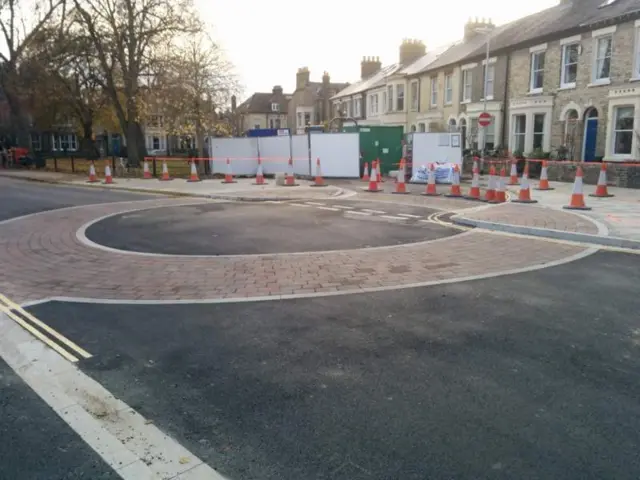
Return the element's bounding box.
[85,201,457,255]
[28,251,640,480]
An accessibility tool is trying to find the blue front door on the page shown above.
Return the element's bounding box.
[583,119,598,161]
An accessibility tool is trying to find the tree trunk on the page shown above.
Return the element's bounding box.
[195,120,207,175]
[81,120,100,158]
[4,85,30,148]
[124,99,146,166]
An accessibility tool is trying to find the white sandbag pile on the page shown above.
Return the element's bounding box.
[410,162,457,184]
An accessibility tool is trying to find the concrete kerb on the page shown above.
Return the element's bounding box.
[451,216,640,250]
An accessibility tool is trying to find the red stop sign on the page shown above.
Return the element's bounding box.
[478,112,492,127]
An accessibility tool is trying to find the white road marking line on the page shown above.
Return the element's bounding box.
[332,205,354,209]
[264,200,282,204]
[0,312,229,480]
[304,202,326,206]
[361,209,386,214]
[419,219,431,223]
[345,210,373,216]
[316,206,340,211]
[397,213,422,218]
[289,203,311,207]
[380,215,409,221]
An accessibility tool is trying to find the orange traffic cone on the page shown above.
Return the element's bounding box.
[445,164,463,197]
[103,161,114,184]
[222,158,236,184]
[508,159,519,185]
[87,161,99,183]
[159,160,171,181]
[535,160,553,190]
[466,160,481,200]
[422,163,441,196]
[590,162,614,198]
[564,166,591,210]
[142,159,152,179]
[187,160,200,182]
[311,157,327,187]
[492,167,507,203]
[393,158,409,194]
[512,162,537,203]
[366,160,382,192]
[362,162,370,182]
[484,165,497,202]
[284,157,298,186]
[253,158,266,185]
[376,158,383,182]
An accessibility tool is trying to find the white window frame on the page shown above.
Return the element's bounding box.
[354,97,361,117]
[271,103,280,112]
[532,113,546,150]
[511,114,526,153]
[483,65,494,100]
[418,123,426,132]
[461,70,472,103]
[592,31,613,84]
[634,21,640,80]
[396,84,405,111]
[529,51,545,93]
[387,85,393,112]
[297,112,303,127]
[51,133,78,152]
[612,105,634,155]
[30,133,42,151]
[444,74,452,105]
[560,43,579,88]
[430,77,437,107]
[382,91,387,113]
[410,80,419,111]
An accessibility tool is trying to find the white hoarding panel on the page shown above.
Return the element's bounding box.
[291,135,310,175]
[310,133,360,178]
[209,137,258,175]
[410,132,463,176]
[257,136,291,174]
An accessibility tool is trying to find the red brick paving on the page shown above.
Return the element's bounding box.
[0,198,590,304]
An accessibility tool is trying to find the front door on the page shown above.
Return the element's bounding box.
[583,118,598,161]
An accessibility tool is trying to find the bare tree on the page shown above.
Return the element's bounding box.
[72,0,200,164]
[0,0,66,146]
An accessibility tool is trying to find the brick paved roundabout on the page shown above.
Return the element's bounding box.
[0,197,596,304]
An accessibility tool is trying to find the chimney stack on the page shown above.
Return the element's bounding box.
[360,56,382,79]
[399,39,426,65]
[272,85,283,95]
[296,67,310,90]
[322,71,330,85]
[463,17,495,42]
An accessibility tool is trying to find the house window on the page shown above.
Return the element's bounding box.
[418,123,426,132]
[270,119,274,128]
[344,100,350,117]
[462,70,472,102]
[355,98,361,117]
[470,118,479,150]
[613,106,634,155]
[444,74,452,104]
[304,112,310,125]
[148,115,164,127]
[51,133,78,151]
[254,124,260,129]
[430,77,437,107]
[370,94,378,115]
[593,35,612,82]
[561,43,579,87]
[30,133,41,151]
[483,122,495,150]
[387,85,393,111]
[271,103,280,112]
[512,115,526,152]
[297,112,303,127]
[530,51,545,92]
[483,65,494,99]
[396,84,404,111]
[410,81,419,111]
[533,114,545,150]
[382,92,387,113]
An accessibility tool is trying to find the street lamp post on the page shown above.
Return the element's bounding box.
[476,26,493,171]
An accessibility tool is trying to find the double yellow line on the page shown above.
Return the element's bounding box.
[0,294,92,363]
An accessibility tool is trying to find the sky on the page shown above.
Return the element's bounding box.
[199,0,559,101]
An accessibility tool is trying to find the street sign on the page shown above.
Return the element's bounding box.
[478,112,492,127]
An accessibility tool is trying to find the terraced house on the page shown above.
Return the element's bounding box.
[500,0,640,161]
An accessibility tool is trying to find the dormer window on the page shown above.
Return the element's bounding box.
[271,103,280,112]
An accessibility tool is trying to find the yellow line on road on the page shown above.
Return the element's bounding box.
[0,303,79,363]
[0,293,91,360]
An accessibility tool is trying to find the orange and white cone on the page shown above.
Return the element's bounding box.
[222,158,236,184]
[422,163,441,196]
[508,159,519,185]
[564,166,591,210]
[362,162,370,182]
[253,158,266,185]
[484,165,497,202]
[466,160,481,200]
[366,160,382,192]
[103,162,114,184]
[535,160,553,190]
[376,158,383,182]
[512,162,537,203]
[142,159,152,179]
[492,167,507,203]
[284,157,298,186]
[589,162,614,198]
[187,160,200,182]
[392,159,409,194]
[87,161,99,183]
[445,165,463,198]
[311,157,327,187]
[159,160,171,181]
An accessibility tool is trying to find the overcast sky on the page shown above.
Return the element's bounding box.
[199,0,559,100]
